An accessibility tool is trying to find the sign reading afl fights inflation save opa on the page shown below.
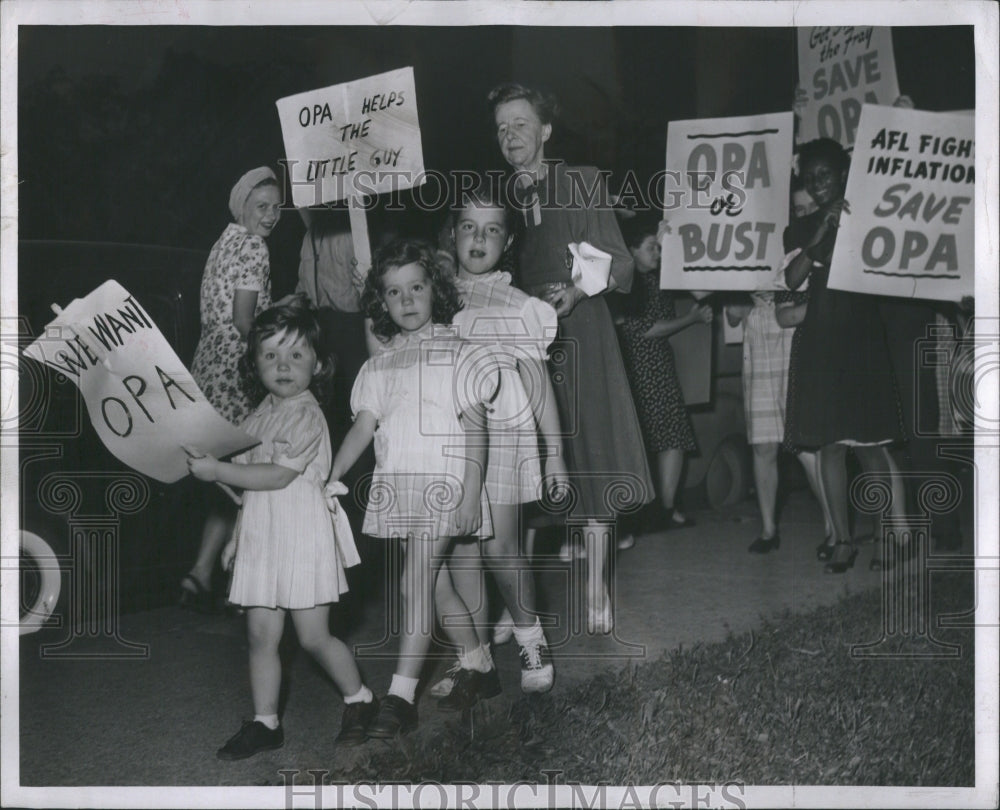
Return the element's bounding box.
[828,105,974,301]
[23,281,257,483]
[661,112,793,291]
[276,66,425,207]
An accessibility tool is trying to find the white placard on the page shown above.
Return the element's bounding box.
[797,26,900,149]
[23,281,258,483]
[276,66,425,208]
[828,105,974,300]
[661,112,793,291]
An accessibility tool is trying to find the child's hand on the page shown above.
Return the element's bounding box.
[324,480,349,514]
[454,490,482,537]
[221,538,237,573]
[183,446,219,482]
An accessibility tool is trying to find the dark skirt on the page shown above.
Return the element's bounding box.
[543,294,655,519]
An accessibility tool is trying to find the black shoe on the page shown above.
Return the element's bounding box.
[216,720,284,761]
[366,695,417,738]
[438,668,502,712]
[824,542,858,574]
[179,574,215,614]
[748,534,780,554]
[335,696,379,747]
[816,538,835,562]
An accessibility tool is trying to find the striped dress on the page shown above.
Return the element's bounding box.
[228,390,357,609]
[742,292,794,445]
[453,271,558,505]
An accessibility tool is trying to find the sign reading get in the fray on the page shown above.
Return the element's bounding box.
[797,27,900,149]
[828,105,974,300]
[276,67,425,207]
[23,281,257,483]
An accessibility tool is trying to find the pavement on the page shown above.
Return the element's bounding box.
[14,484,975,787]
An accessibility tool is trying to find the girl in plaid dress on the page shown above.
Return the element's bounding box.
[430,185,569,709]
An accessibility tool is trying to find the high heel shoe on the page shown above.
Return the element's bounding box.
[816,537,835,562]
[824,542,857,574]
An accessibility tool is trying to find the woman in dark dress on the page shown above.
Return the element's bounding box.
[784,138,907,573]
[488,83,654,632]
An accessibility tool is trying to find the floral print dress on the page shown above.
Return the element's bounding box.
[191,222,272,425]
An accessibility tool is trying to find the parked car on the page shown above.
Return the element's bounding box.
[16,241,208,629]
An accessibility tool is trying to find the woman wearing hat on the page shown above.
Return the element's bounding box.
[180,166,282,610]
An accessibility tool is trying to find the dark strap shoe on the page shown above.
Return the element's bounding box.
[216,720,284,761]
[438,668,501,712]
[335,696,380,747]
[366,695,417,738]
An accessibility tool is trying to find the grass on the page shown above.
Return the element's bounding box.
[339,571,975,786]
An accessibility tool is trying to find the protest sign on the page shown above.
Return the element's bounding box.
[661,112,793,292]
[23,281,258,483]
[276,66,425,209]
[828,105,974,300]
[797,27,900,149]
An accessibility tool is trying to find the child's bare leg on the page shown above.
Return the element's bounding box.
[397,535,477,679]
[436,542,489,648]
[482,503,536,628]
[291,605,363,697]
[246,607,286,717]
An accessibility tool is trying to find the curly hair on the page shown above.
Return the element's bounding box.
[240,293,335,404]
[487,83,560,125]
[361,238,463,343]
[797,137,850,175]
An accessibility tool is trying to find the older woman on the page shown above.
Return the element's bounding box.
[180,166,281,610]
[488,83,653,633]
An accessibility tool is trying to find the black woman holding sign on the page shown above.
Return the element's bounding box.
[181,167,282,611]
[783,138,907,573]
[488,83,653,633]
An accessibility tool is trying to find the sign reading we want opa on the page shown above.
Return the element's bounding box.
[24,281,257,483]
[276,67,424,207]
[828,105,974,300]
[661,112,794,291]
[797,27,900,149]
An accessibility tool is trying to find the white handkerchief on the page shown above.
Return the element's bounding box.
[568,241,612,296]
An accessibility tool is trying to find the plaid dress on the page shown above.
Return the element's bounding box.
[454,272,558,504]
[353,325,498,540]
[742,292,794,445]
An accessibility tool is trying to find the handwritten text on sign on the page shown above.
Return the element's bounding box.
[23,281,257,483]
[276,67,425,207]
[828,105,974,301]
[661,112,793,291]
[797,27,900,149]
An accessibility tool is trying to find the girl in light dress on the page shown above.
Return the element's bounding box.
[327,239,494,737]
[186,296,376,760]
[430,184,569,709]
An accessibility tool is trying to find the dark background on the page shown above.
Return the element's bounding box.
[18,25,975,295]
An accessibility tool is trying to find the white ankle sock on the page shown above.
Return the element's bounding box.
[344,685,374,705]
[458,644,493,673]
[388,674,418,704]
[512,617,545,648]
[254,713,279,730]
